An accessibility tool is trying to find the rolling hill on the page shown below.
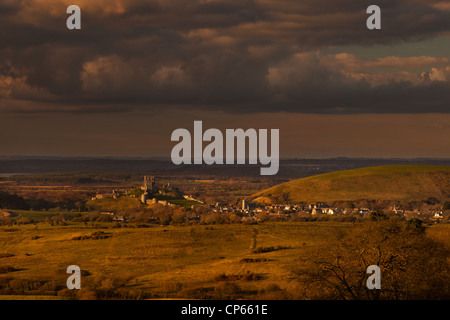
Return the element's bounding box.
[250,165,450,204]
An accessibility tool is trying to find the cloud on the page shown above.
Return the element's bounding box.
[426,66,450,81]
[1,0,450,114]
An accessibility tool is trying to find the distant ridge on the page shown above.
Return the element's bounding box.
[1,158,450,177]
[250,165,450,204]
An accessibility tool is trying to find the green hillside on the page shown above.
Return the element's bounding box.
[250,165,450,204]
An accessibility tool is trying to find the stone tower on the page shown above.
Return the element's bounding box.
[142,176,156,193]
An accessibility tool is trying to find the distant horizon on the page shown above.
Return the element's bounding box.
[2,155,450,161]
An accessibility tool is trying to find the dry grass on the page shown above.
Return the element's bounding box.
[0,221,448,299]
[252,165,450,203]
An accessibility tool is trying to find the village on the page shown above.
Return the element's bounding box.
[89,176,447,224]
[210,200,445,223]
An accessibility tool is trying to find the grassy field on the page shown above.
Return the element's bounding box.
[8,210,85,221]
[0,295,68,300]
[251,165,450,203]
[1,220,449,300]
[0,221,348,299]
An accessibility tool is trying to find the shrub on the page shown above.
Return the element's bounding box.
[241,271,260,281]
[240,258,270,263]
[0,266,15,274]
[257,284,289,300]
[178,287,213,299]
[72,231,110,240]
[263,283,281,293]
[6,278,46,292]
[406,218,425,232]
[159,281,183,294]
[443,201,450,211]
[252,245,291,254]
[213,271,260,282]
[214,282,242,298]
[135,224,151,228]
[370,211,388,221]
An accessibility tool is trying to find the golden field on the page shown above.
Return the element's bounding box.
[1,220,449,300]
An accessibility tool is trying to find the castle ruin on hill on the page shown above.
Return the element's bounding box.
[140,176,155,203]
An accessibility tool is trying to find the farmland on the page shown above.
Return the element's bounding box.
[0,220,449,300]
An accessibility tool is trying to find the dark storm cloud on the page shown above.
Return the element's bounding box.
[1,0,450,114]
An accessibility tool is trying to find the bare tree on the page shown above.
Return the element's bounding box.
[292,219,450,300]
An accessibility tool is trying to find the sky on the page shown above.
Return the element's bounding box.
[1,0,450,159]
